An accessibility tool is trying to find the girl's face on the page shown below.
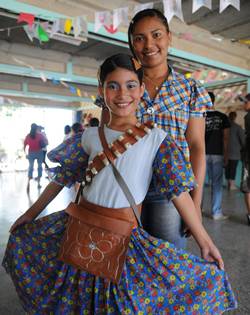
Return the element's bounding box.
[100,67,144,120]
[131,16,171,68]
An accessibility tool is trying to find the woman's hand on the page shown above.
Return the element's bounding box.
[9,212,34,233]
[200,242,224,270]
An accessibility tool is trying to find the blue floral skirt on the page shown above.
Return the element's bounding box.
[2,210,237,314]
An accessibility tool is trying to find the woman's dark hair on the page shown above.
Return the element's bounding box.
[29,123,37,139]
[71,122,83,134]
[228,111,237,121]
[98,53,143,87]
[64,125,71,135]
[89,117,99,127]
[208,92,215,104]
[128,8,170,57]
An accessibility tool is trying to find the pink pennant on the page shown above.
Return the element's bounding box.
[104,24,117,34]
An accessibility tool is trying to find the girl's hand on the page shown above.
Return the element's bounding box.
[201,242,224,270]
[9,212,34,233]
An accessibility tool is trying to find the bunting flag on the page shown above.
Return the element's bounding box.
[76,88,82,97]
[73,16,88,38]
[64,19,73,34]
[113,7,129,29]
[40,72,47,82]
[23,24,37,42]
[192,0,212,13]
[17,12,35,28]
[69,86,77,94]
[163,0,184,22]
[50,19,60,37]
[37,24,49,42]
[104,25,117,34]
[133,2,154,15]
[94,11,112,32]
[219,0,240,13]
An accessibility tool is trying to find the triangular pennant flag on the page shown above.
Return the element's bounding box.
[23,24,36,42]
[133,3,154,15]
[17,12,35,27]
[73,16,88,38]
[163,0,184,22]
[64,19,72,34]
[104,25,117,34]
[60,81,69,88]
[50,19,60,37]
[219,0,240,13]
[69,86,77,94]
[52,78,60,85]
[113,7,129,29]
[95,11,112,32]
[37,24,49,42]
[192,0,212,13]
[76,88,82,97]
[40,72,47,82]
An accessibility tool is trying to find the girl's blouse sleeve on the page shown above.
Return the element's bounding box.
[152,136,196,201]
[47,133,89,188]
[189,78,212,117]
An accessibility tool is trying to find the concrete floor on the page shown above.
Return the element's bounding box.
[0,171,249,314]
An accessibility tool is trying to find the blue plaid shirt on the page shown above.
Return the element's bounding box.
[136,67,212,160]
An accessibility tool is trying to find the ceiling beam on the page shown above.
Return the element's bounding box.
[0,63,98,85]
[204,77,248,89]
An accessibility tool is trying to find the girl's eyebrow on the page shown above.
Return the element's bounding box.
[106,80,138,84]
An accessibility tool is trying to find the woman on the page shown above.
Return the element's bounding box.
[24,123,47,191]
[128,9,212,247]
[3,54,236,314]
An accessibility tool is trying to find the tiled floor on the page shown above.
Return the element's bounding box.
[0,172,249,314]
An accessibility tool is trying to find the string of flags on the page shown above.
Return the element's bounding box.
[0,0,241,40]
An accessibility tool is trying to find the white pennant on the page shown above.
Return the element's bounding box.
[113,7,129,29]
[73,16,88,37]
[192,0,212,13]
[219,0,240,13]
[23,24,37,42]
[50,19,60,37]
[163,0,184,22]
[95,11,112,32]
[133,2,154,15]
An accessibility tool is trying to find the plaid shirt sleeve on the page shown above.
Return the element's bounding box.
[189,79,213,117]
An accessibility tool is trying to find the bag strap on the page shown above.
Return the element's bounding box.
[98,126,142,227]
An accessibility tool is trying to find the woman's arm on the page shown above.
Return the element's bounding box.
[185,117,206,220]
[10,182,63,232]
[172,191,224,270]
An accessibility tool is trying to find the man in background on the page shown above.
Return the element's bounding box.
[205,92,230,220]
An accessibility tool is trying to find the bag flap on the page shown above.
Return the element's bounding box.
[65,202,133,236]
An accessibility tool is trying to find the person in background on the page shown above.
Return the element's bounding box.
[205,92,230,220]
[225,111,245,190]
[89,117,100,127]
[240,93,250,225]
[71,122,84,135]
[37,125,49,169]
[127,8,212,247]
[24,123,47,191]
[63,125,71,141]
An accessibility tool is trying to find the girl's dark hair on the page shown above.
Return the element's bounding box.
[29,123,37,139]
[128,8,170,57]
[98,53,143,86]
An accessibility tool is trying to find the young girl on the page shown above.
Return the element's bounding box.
[3,54,236,314]
[128,9,211,247]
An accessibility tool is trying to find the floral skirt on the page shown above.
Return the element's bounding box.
[2,210,237,315]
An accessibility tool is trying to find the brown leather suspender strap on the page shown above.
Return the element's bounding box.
[98,126,142,227]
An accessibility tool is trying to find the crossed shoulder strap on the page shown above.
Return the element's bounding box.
[82,121,155,187]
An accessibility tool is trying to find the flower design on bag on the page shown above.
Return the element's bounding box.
[75,225,120,265]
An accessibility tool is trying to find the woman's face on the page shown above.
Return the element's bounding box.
[131,16,171,68]
[100,67,144,120]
